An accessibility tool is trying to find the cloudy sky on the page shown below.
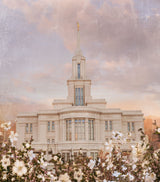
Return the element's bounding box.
[0,0,160,120]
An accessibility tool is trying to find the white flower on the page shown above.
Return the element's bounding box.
[2,172,7,180]
[12,160,27,177]
[59,173,71,182]
[106,162,113,170]
[1,122,11,130]
[47,171,57,181]
[112,171,121,177]
[27,150,35,161]
[37,174,45,181]
[105,140,113,152]
[40,158,47,168]
[96,170,101,175]
[128,173,134,181]
[157,128,160,133]
[1,155,10,169]
[112,131,123,140]
[145,172,156,182]
[132,164,136,170]
[122,165,127,171]
[2,143,6,147]
[74,169,83,182]
[53,155,58,161]
[88,160,95,169]
[25,143,30,148]
[131,145,138,162]
[9,131,18,143]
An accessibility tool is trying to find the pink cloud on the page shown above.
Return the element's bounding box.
[1,0,160,118]
[2,0,136,51]
[12,79,35,93]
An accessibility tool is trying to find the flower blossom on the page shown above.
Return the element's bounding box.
[157,128,160,134]
[74,169,83,182]
[88,159,95,169]
[53,155,58,161]
[40,158,47,168]
[1,121,11,131]
[105,140,113,153]
[9,131,18,143]
[12,160,27,177]
[1,155,10,169]
[27,150,35,161]
[59,173,71,182]
[128,173,134,181]
[112,171,121,178]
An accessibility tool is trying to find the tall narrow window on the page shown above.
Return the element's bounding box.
[127,122,130,132]
[88,119,94,140]
[90,152,98,160]
[30,123,32,133]
[52,121,55,131]
[75,88,84,106]
[105,121,108,131]
[132,122,135,132]
[25,123,28,133]
[75,119,85,140]
[66,120,72,141]
[127,122,135,132]
[52,139,55,144]
[48,121,50,132]
[77,64,80,79]
[109,121,112,131]
[105,121,112,131]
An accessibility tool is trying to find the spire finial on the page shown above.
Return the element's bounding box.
[77,22,80,32]
[75,22,82,56]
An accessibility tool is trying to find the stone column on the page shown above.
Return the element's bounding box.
[38,121,47,144]
[100,120,105,141]
[72,118,75,142]
[85,118,88,141]
[55,120,58,143]
[59,119,63,142]
[95,119,98,141]
[62,120,65,142]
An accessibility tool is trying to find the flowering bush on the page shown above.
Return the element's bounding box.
[155,128,160,136]
[0,123,160,182]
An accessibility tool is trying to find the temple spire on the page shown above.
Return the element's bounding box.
[75,22,82,56]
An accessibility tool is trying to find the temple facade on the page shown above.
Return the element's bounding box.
[16,24,144,160]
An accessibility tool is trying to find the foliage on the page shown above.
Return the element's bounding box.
[0,123,160,182]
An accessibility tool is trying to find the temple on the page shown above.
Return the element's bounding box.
[16,23,144,160]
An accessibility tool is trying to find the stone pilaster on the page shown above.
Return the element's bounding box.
[72,118,75,141]
[85,118,88,141]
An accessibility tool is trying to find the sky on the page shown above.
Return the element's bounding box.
[0,0,160,120]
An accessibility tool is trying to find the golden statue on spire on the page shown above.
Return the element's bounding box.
[77,22,80,31]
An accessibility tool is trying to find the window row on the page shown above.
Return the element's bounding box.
[105,137,135,142]
[47,138,55,144]
[25,123,32,133]
[62,151,98,161]
[66,119,94,141]
[48,121,55,132]
[127,122,135,132]
[105,121,135,132]
[105,121,113,131]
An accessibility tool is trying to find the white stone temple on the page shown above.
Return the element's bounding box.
[16,23,144,160]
